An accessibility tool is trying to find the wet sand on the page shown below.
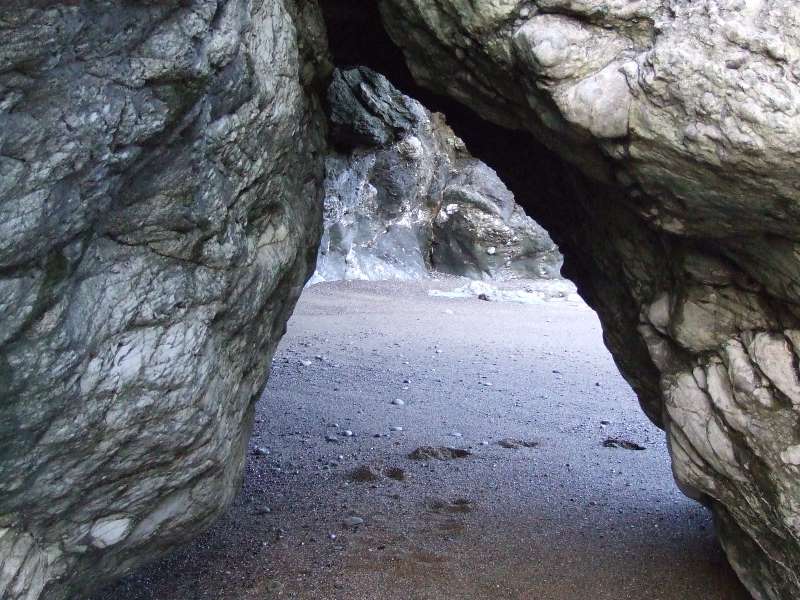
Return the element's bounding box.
[92,279,751,600]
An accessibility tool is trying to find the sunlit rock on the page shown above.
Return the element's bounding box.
[314,67,561,283]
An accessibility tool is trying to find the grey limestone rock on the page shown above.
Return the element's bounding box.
[373,1,800,597]
[314,67,562,283]
[433,159,562,280]
[327,66,419,147]
[0,1,329,598]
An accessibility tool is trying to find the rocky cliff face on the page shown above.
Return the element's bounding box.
[370,1,800,598]
[314,67,561,283]
[5,1,800,599]
[0,1,328,598]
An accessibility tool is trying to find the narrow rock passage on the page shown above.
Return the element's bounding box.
[92,280,750,600]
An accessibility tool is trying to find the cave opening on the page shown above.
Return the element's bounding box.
[90,3,749,599]
[318,0,588,262]
[318,0,665,429]
[93,277,748,600]
[6,2,800,598]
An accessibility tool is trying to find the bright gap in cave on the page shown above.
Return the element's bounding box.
[93,276,748,599]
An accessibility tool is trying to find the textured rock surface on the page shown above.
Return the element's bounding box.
[6,2,800,598]
[314,67,561,283]
[371,1,800,598]
[0,1,328,598]
[432,160,561,280]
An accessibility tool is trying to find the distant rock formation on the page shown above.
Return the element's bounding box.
[312,67,562,284]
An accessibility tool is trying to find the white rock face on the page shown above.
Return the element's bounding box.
[314,67,562,283]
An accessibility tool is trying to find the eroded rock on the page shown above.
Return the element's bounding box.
[0,2,329,598]
[369,1,800,597]
[312,67,562,283]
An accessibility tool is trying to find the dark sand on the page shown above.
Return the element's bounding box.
[92,279,751,600]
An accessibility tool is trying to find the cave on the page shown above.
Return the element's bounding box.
[2,2,800,600]
[318,0,665,424]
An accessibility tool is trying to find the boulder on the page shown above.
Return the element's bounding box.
[371,1,800,597]
[0,1,329,598]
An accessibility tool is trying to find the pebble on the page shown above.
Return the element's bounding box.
[390,426,404,432]
[385,466,407,481]
[391,398,405,406]
[300,359,312,367]
[350,465,380,482]
[343,516,364,527]
[252,446,270,456]
[341,430,354,437]
[265,580,283,594]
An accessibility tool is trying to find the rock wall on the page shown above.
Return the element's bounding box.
[314,67,561,283]
[4,1,800,598]
[0,1,329,598]
[369,1,800,598]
